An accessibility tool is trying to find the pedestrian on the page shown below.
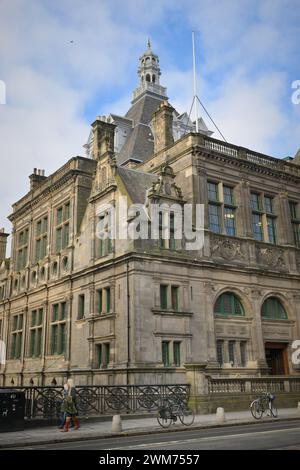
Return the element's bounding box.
[58,382,69,429]
[60,378,80,432]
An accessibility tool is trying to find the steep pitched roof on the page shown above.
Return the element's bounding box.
[116,93,165,166]
[116,166,158,204]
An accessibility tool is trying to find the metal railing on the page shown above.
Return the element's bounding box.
[0,384,190,420]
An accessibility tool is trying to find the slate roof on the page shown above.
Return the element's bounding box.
[117,166,158,204]
[117,92,165,166]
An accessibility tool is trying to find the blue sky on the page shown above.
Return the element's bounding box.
[0,0,300,234]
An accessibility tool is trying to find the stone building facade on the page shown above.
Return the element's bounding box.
[1,42,300,388]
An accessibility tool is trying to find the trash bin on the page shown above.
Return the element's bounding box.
[0,389,25,432]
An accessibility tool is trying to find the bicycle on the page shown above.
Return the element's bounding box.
[250,392,278,420]
[157,398,195,428]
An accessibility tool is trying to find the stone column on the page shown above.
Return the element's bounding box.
[251,289,268,372]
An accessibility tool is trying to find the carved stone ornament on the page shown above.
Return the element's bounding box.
[211,236,245,261]
[257,246,286,269]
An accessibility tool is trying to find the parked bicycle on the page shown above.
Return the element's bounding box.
[157,398,195,428]
[250,392,278,419]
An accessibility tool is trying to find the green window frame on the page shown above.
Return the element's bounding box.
[105,288,111,313]
[97,289,103,314]
[171,286,179,311]
[160,285,168,309]
[173,341,181,367]
[78,294,85,319]
[264,196,273,214]
[50,303,67,355]
[261,297,288,320]
[214,293,244,316]
[216,340,224,366]
[162,341,170,367]
[55,202,70,253]
[11,314,23,359]
[223,186,234,205]
[228,340,235,365]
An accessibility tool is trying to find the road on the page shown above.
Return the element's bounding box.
[14,420,300,450]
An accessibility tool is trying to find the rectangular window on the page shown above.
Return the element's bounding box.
[52,304,59,322]
[252,213,263,241]
[223,186,234,205]
[160,285,168,309]
[55,202,70,253]
[17,228,29,270]
[105,288,111,313]
[208,182,219,202]
[224,207,236,236]
[60,302,66,320]
[251,193,261,211]
[11,314,23,359]
[35,216,48,262]
[173,341,181,367]
[51,324,58,355]
[78,294,85,319]
[292,223,300,247]
[267,216,276,244]
[264,196,273,214]
[228,341,235,365]
[216,340,224,366]
[50,303,66,356]
[97,289,103,314]
[97,344,102,368]
[289,201,300,247]
[104,343,110,366]
[289,201,298,220]
[162,341,170,367]
[208,204,221,233]
[171,286,179,311]
[240,342,247,367]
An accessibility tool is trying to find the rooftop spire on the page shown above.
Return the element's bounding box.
[147,37,151,49]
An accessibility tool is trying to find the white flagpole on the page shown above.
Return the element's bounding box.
[192,31,199,133]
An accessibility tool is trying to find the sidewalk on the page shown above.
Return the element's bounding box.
[0,408,299,448]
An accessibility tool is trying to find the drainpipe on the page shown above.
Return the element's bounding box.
[126,260,130,385]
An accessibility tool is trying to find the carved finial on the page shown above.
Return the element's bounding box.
[147,38,151,49]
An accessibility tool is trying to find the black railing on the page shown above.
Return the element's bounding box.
[0,384,190,420]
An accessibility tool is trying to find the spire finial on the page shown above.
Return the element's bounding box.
[147,38,151,49]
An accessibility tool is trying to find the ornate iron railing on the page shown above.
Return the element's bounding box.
[0,384,190,420]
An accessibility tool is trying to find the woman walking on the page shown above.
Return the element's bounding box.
[60,378,80,432]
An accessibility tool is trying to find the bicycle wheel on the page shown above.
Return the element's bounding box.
[250,400,263,419]
[157,408,172,428]
[179,407,195,426]
[270,402,278,418]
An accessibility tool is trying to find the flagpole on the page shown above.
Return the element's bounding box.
[192,31,199,133]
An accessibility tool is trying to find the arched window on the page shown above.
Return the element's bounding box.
[261,297,288,320]
[214,293,244,316]
[152,74,156,83]
[146,74,151,82]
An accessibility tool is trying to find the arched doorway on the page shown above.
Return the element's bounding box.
[262,297,289,375]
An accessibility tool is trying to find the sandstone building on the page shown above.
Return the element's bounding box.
[1,42,300,389]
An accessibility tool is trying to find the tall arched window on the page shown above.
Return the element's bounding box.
[214,292,244,316]
[152,74,156,83]
[261,297,288,320]
[146,74,151,82]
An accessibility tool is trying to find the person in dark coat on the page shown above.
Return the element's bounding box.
[60,378,80,432]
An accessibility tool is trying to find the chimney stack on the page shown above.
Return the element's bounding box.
[152,101,174,154]
[91,116,116,160]
[29,168,46,191]
[0,228,9,263]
